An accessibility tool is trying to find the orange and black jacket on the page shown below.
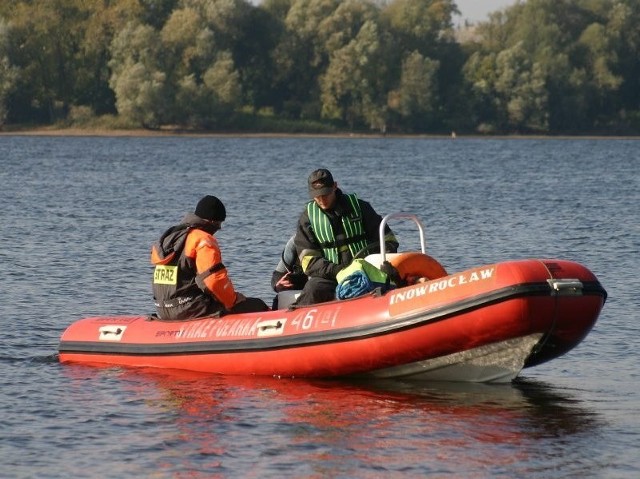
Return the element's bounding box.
[151,214,238,320]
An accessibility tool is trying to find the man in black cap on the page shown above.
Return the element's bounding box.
[151,195,269,320]
[293,169,398,306]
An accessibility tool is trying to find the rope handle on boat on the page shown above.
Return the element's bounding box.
[256,319,284,337]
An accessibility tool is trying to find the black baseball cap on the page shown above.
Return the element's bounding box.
[308,168,335,198]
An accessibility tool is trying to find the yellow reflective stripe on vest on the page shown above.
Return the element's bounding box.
[343,194,366,250]
[307,201,338,263]
[308,201,334,262]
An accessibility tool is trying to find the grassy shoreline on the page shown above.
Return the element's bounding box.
[1,125,638,140]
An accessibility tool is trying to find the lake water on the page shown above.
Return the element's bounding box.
[1,135,638,478]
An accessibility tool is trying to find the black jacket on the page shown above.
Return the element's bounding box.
[294,189,398,280]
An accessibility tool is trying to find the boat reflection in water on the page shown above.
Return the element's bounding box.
[61,365,602,477]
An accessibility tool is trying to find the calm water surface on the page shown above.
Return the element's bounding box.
[1,136,638,478]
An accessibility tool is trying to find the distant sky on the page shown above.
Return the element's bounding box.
[454,0,516,23]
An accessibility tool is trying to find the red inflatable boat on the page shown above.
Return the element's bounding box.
[58,214,607,383]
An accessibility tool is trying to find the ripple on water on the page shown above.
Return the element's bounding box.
[1,137,638,478]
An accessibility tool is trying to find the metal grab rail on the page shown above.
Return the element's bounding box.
[378,213,427,262]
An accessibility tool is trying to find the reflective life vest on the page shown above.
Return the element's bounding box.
[151,225,224,320]
[307,193,368,264]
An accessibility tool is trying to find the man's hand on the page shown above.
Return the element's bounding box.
[275,272,294,292]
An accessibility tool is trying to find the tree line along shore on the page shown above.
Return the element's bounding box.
[1,0,638,136]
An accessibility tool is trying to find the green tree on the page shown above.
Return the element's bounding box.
[160,0,244,127]
[188,0,269,114]
[109,22,168,128]
[387,50,440,131]
[139,0,180,29]
[320,19,389,130]
[383,0,458,55]
[495,42,548,131]
[596,1,640,130]
[1,0,145,124]
[381,0,460,131]
[108,0,246,128]
[174,52,241,127]
[235,2,283,109]
[0,19,18,127]
[461,0,632,132]
[2,0,83,123]
[0,0,637,133]
[267,0,341,118]
[75,0,145,116]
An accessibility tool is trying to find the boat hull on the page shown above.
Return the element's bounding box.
[58,259,606,383]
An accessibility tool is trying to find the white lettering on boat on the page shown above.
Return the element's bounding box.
[215,318,261,338]
[291,307,339,331]
[176,320,215,339]
[154,308,342,341]
[158,318,263,340]
[389,267,495,306]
